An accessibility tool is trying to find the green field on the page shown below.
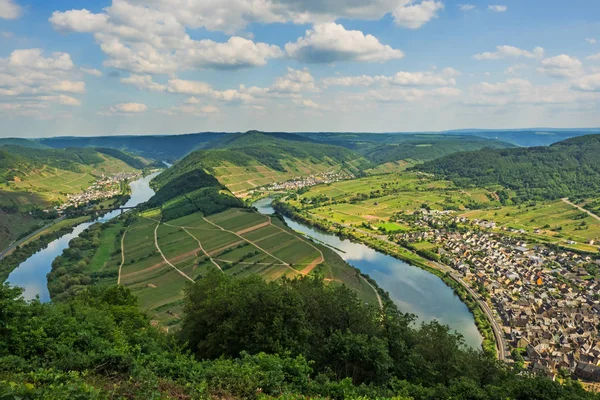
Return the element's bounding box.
[0,153,141,251]
[2,155,138,208]
[288,172,600,252]
[114,207,379,326]
[212,161,351,195]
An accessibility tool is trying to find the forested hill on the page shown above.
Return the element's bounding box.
[414,134,600,201]
[0,138,49,149]
[40,132,232,161]
[296,133,514,164]
[154,131,372,194]
[0,146,147,184]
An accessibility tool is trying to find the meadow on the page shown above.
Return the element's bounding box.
[114,207,378,326]
[1,154,139,209]
[209,160,351,195]
[290,172,600,253]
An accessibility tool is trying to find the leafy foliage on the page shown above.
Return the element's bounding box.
[1,277,597,399]
[147,169,244,220]
[94,147,149,169]
[415,134,600,201]
[0,145,145,185]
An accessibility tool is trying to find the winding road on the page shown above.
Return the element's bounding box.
[562,198,600,222]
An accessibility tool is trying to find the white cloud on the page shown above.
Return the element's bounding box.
[107,102,148,114]
[160,103,220,116]
[322,68,459,87]
[38,95,82,106]
[292,98,324,110]
[0,48,86,114]
[184,97,200,104]
[285,22,404,63]
[182,37,282,70]
[585,38,596,45]
[121,74,166,91]
[504,64,528,75]
[474,78,532,95]
[474,45,544,60]
[459,4,475,11]
[271,67,318,93]
[587,53,600,61]
[55,0,441,35]
[0,0,22,20]
[361,86,461,103]
[392,0,444,29]
[538,54,582,78]
[50,4,283,74]
[49,80,86,94]
[81,68,103,77]
[166,79,213,96]
[9,49,74,70]
[572,73,600,92]
[488,5,507,12]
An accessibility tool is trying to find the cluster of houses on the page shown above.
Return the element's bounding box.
[394,209,600,382]
[55,172,140,213]
[264,171,354,192]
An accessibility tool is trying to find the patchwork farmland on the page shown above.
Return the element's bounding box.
[115,207,377,326]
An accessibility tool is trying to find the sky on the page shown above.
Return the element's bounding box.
[0,0,600,137]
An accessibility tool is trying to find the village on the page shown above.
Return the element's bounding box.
[394,209,600,382]
[54,172,141,213]
[263,170,354,192]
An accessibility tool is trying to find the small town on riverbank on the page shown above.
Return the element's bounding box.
[53,172,140,213]
[393,209,600,381]
[262,170,354,193]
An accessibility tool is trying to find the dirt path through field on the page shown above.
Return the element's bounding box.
[235,221,270,235]
[181,227,223,272]
[154,224,195,282]
[562,198,600,222]
[299,255,325,275]
[117,225,130,285]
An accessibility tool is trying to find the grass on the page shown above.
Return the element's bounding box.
[0,154,141,251]
[88,224,123,272]
[208,160,356,195]
[287,171,600,252]
[3,155,138,208]
[114,207,380,326]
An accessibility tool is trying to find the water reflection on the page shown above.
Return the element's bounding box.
[6,172,160,302]
[253,198,483,348]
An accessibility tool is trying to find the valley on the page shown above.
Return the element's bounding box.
[3,130,600,398]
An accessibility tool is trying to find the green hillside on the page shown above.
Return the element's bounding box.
[155,131,372,195]
[0,138,50,149]
[361,135,513,164]
[415,134,600,201]
[0,146,146,251]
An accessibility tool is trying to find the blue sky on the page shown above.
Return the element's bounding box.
[0,0,599,137]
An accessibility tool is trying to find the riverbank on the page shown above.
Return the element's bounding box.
[4,172,161,301]
[0,215,93,282]
[272,200,497,357]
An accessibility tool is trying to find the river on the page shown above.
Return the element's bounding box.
[6,172,160,302]
[253,198,483,349]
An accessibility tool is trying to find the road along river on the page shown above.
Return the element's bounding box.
[253,197,483,349]
[6,172,160,302]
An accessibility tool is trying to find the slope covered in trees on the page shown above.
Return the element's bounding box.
[148,168,244,220]
[0,145,147,184]
[1,276,597,399]
[297,133,513,165]
[154,131,371,194]
[414,135,600,201]
[40,132,233,161]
